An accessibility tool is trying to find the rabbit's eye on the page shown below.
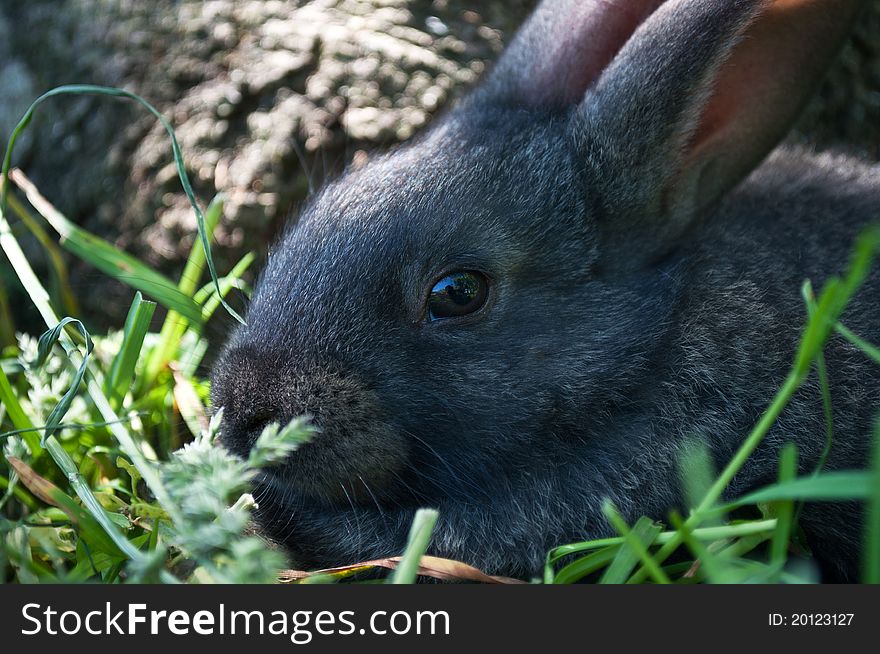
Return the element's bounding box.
[427,270,490,321]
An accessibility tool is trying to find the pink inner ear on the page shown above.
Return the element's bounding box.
[525,0,667,107]
[688,0,828,161]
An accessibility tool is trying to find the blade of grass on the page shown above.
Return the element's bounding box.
[5,191,78,315]
[179,338,209,380]
[150,249,254,383]
[729,471,871,506]
[8,456,124,561]
[599,515,661,584]
[389,508,439,584]
[547,519,778,563]
[2,322,149,566]
[27,316,93,446]
[836,322,880,366]
[550,546,620,584]
[105,292,156,408]
[0,197,185,545]
[177,252,255,378]
[1,84,243,324]
[803,281,834,472]
[668,510,728,584]
[678,439,718,525]
[194,251,254,321]
[717,532,775,563]
[144,196,224,383]
[769,443,798,575]
[0,416,139,440]
[180,196,225,298]
[602,501,669,584]
[863,421,880,583]
[627,369,803,583]
[10,169,202,326]
[0,365,40,456]
[793,227,880,377]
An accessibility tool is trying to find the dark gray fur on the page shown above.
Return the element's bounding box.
[212,0,879,581]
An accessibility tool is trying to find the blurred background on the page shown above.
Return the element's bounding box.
[1,0,879,337]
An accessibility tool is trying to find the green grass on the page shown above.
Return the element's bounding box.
[1,85,879,584]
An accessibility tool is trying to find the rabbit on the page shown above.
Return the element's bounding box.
[211,0,880,582]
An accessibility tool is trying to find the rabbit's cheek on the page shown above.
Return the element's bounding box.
[271,375,410,502]
[214,348,409,502]
[280,378,410,504]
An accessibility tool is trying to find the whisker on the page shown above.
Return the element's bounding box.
[358,474,389,535]
[400,458,477,504]
[339,481,364,562]
[404,429,493,501]
[388,469,427,504]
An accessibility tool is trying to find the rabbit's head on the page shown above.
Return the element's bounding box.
[212,0,863,575]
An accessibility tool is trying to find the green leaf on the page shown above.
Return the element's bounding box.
[29,317,94,446]
[5,192,78,316]
[599,516,661,584]
[194,251,255,322]
[769,444,798,572]
[116,456,143,498]
[836,322,880,366]
[552,546,620,584]
[1,84,243,324]
[179,195,225,297]
[630,227,880,585]
[390,509,439,584]
[678,439,717,523]
[0,184,184,572]
[730,471,872,507]
[863,423,880,583]
[106,292,156,408]
[9,171,201,325]
[668,511,726,584]
[144,196,227,383]
[802,281,834,473]
[602,501,669,584]
[795,226,880,376]
[8,456,124,561]
[0,365,40,456]
[548,520,777,562]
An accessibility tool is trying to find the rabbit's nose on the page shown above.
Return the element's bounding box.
[210,345,297,452]
[213,345,369,441]
[212,344,409,500]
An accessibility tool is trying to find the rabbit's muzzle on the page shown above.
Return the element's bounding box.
[212,345,409,503]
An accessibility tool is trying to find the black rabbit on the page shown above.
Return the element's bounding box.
[212,0,880,581]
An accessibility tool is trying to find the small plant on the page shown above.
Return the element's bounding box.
[152,412,314,583]
[0,86,280,583]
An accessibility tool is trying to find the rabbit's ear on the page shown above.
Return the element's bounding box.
[479,0,666,109]
[481,1,862,268]
[578,0,862,266]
